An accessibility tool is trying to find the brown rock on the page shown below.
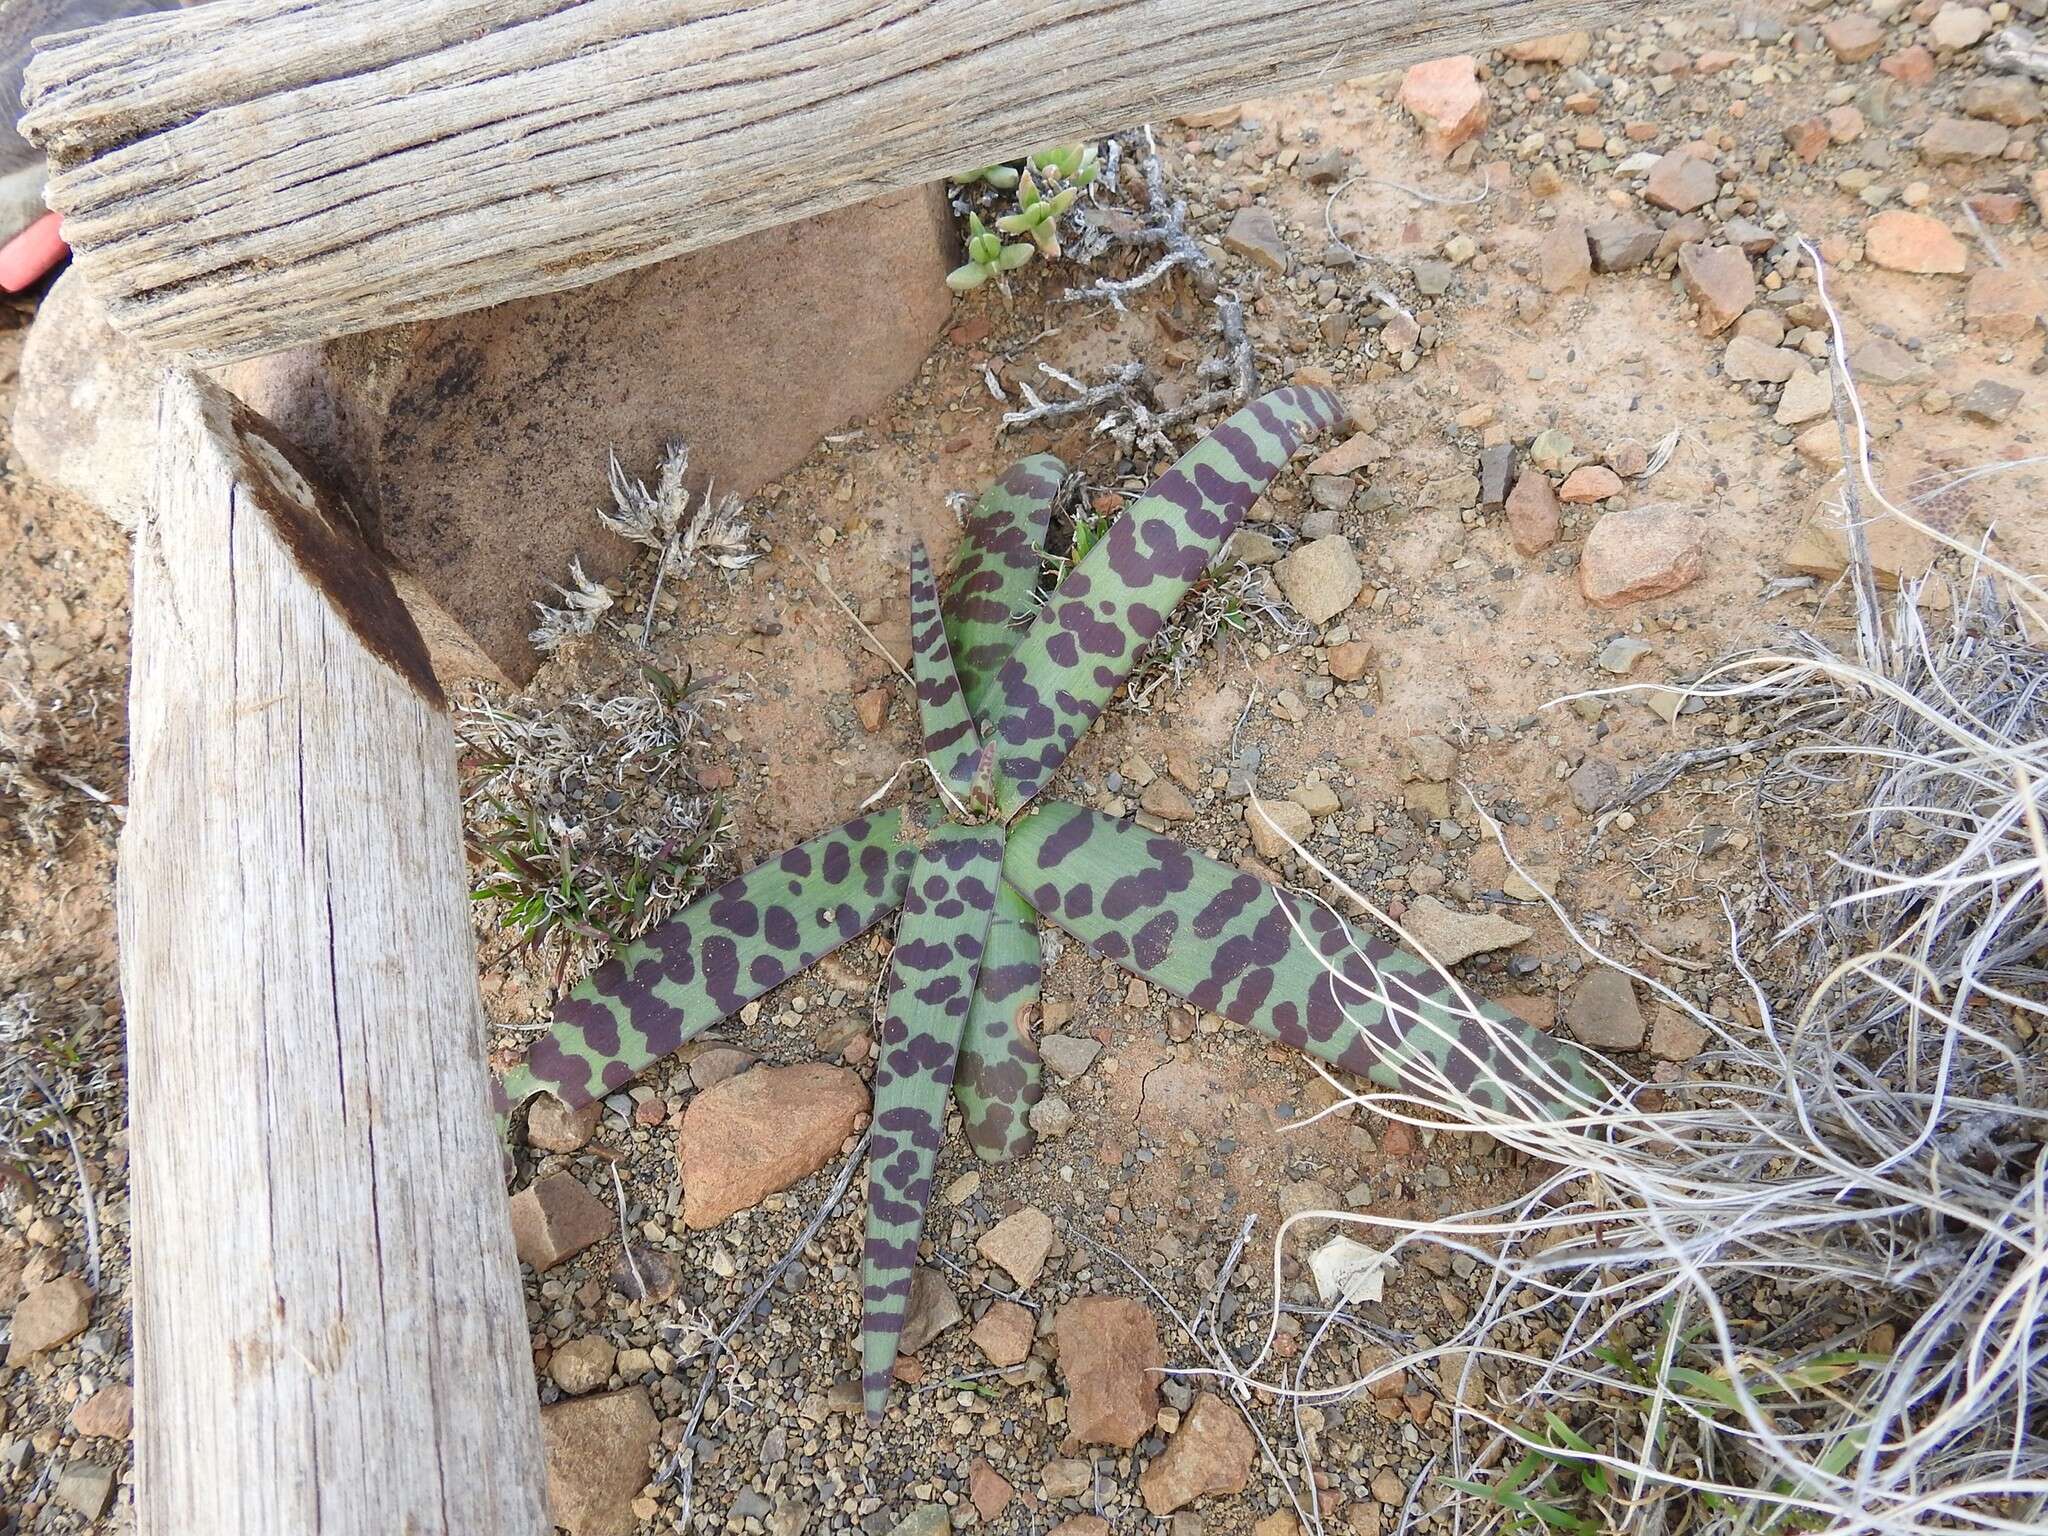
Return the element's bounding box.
[1678,244,1755,335]
[550,1335,619,1396]
[1784,116,1832,163]
[1055,1295,1166,1448]
[1823,14,1885,60]
[1567,972,1646,1050]
[1223,207,1290,273]
[1587,217,1659,273]
[1141,780,1198,822]
[899,1266,963,1355]
[1964,267,2046,340]
[1963,77,2044,125]
[1919,117,2010,163]
[969,1460,1016,1521]
[206,187,955,684]
[13,269,161,528]
[977,1205,1055,1290]
[1041,1458,1093,1498]
[1828,106,1867,145]
[1506,470,1561,556]
[1781,496,1937,591]
[1848,335,1933,387]
[1503,32,1590,66]
[680,1064,868,1228]
[1643,153,1719,213]
[1558,465,1624,503]
[854,687,891,733]
[1649,1005,1710,1061]
[1248,798,1313,861]
[1881,45,1937,83]
[509,1174,615,1272]
[1865,211,1968,274]
[1307,432,1387,476]
[540,1387,659,1536]
[1141,1393,1256,1513]
[1723,335,1802,383]
[6,1275,91,1363]
[1579,507,1705,607]
[526,1094,603,1153]
[1049,1521,1111,1536]
[1397,55,1490,158]
[70,1384,134,1440]
[1327,639,1376,682]
[971,1299,1038,1367]
[1538,221,1592,293]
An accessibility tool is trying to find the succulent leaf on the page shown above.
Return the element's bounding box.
[953,881,1044,1163]
[1004,801,1610,1119]
[495,807,925,1129]
[861,824,1004,1419]
[987,385,1346,815]
[908,540,985,800]
[939,454,1063,725]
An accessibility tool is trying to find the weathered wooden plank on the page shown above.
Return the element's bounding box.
[23,0,1632,365]
[121,367,548,1534]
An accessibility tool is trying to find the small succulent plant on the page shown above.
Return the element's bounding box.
[950,164,1021,190]
[947,211,1035,292]
[497,387,1603,1420]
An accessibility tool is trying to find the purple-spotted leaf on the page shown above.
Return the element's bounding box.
[861,823,1003,1420]
[987,386,1346,815]
[953,881,1044,1163]
[1004,801,1609,1120]
[908,539,985,800]
[494,807,925,1131]
[940,453,1063,727]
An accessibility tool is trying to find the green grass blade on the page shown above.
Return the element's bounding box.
[940,453,1063,725]
[908,539,985,798]
[495,805,926,1128]
[1004,801,1609,1120]
[953,882,1044,1163]
[987,386,1344,815]
[861,824,1004,1420]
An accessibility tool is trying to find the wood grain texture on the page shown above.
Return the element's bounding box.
[23,0,1639,364]
[120,368,548,1535]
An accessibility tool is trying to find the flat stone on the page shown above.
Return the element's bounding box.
[1960,378,2023,424]
[71,1383,133,1440]
[1328,639,1375,681]
[969,1461,1016,1522]
[977,1205,1056,1289]
[1054,1296,1165,1448]
[541,1387,659,1536]
[1291,781,1341,818]
[509,1174,615,1273]
[1404,897,1532,967]
[1920,117,2010,163]
[1823,14,1885,60]
[1038,1034,1103,1081]
[13,268,160,528]
[1963,77,2044,125]
[1865,211,1967,274]
[1568,757,1621,815]
[1649,1005,1710,1061]
[1586,218,1660,273]
[526,1094,603,1153]
[550,1335,619,1395]
[1928,3,1993,49]
[54,1461,115,1520]
[1479,442,1517,507]
[1140,1392,1256,1514]
[678,1063,869,1228]
[1539,221,1592,293]
[688,1044,758,1092]
[1141,780,1198,822]
[1506,469,1561,555]
[1567,972,1646,1050]
[1579,506,1705,607]
[1558,465,1624,503]
[1503,31,1591,65]
[1397,55,1490,158]
[1776,366,1835,427]
[1597,636,1654,675]
[1049,1521,1111,1536]
[1409,735,1458,783]
[1643,153,1719,213]
[854,687,891,733]
[1411,259,1454,298]
[1785,115,1831,163]
[1678,244,1755,335]
[1223,207,1290,273]
[1274,536,1363,625]
[1307,433,1386,476]
[899,1266,963,1354]
[1848,335,1932,387]
[887,1504,949,1536]
[1965,268,2046,339]
[5,1274,90,1363]
[1248,798,1313,861]
[1723,336,1801,383]
[1308,473,1355,510]
[971,1299,1037,1367]
[1881,45,1937,84]
[1041,1458,1093,1499]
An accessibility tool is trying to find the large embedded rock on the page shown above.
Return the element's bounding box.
[1054,1295,1165,1448]
[678,1063,868,1228]
[540,1387,659,1536]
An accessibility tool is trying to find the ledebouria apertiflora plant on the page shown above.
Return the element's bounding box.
[496,386,1606,1420]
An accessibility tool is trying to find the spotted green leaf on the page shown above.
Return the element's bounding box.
[940,453,1063,726]
[953,882,1044,1163]
[908,539,986,801]
[1004,801,1609,1119]
[987,386,1346,815]
[495,807,924,1129]
[861,823,1003,1420]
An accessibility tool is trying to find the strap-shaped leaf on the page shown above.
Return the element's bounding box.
[1004,802,1608,1120]
[987,386,1345,815]
[908,539,985,801]
[861,823,1003,1420]
[953,881,1044,1164]
[940,452,1063,727]
[495,806,924,1128]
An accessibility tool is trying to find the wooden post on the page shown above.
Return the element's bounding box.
[22,0,1637,365]
[120,369,548,1535]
